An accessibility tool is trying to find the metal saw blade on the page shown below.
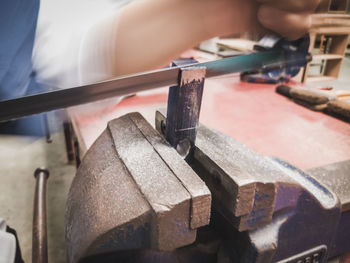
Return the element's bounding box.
[0,50,304,122]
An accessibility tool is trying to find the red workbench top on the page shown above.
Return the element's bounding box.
[69,51,350,170]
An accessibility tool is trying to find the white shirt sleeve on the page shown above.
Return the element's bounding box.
[32,0,133,89]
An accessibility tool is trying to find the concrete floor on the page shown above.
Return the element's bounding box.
[0,132,75,262]
[0,55,349,263]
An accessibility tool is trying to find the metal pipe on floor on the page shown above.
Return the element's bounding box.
[32,168,49,263]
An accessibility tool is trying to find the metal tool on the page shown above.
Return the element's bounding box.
[0,50,308,122]
[241,35,311,83]
[33,168,49,263]
[155,109,350,263]
[165,59,206,158]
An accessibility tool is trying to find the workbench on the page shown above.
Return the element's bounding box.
[64,49,350,262]
[68,50,350,171]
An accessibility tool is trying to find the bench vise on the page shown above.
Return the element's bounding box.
[65,59,350,263]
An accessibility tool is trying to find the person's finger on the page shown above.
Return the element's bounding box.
[256,0,320,13]
[258,5,312,40]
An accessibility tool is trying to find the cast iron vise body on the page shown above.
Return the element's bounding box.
[65,59,350,263]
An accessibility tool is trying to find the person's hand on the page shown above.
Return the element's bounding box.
[207,0,320,40]
[256,0,320,40]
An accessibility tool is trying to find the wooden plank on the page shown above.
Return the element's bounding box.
[310,27,350,34]
[312,14,350,27]
[306,75,337,82]
[216,38,257,52]
[313,54,343,60]
[313,14,350,19]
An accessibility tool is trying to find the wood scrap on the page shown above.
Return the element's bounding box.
[311,14,350,27]
[327,100,350,118]
[276,85,350,121]
[216,39,257,52]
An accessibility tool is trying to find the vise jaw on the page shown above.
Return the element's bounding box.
[65,112,211,263]
[156,109,343,263]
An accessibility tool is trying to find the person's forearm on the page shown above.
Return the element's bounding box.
[109,0,253,76]
[79,0,316,81]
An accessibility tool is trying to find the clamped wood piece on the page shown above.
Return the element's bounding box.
[165,59,206,158]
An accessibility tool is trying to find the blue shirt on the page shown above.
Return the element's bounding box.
[0,0,46,136]
[0,0,40,100]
